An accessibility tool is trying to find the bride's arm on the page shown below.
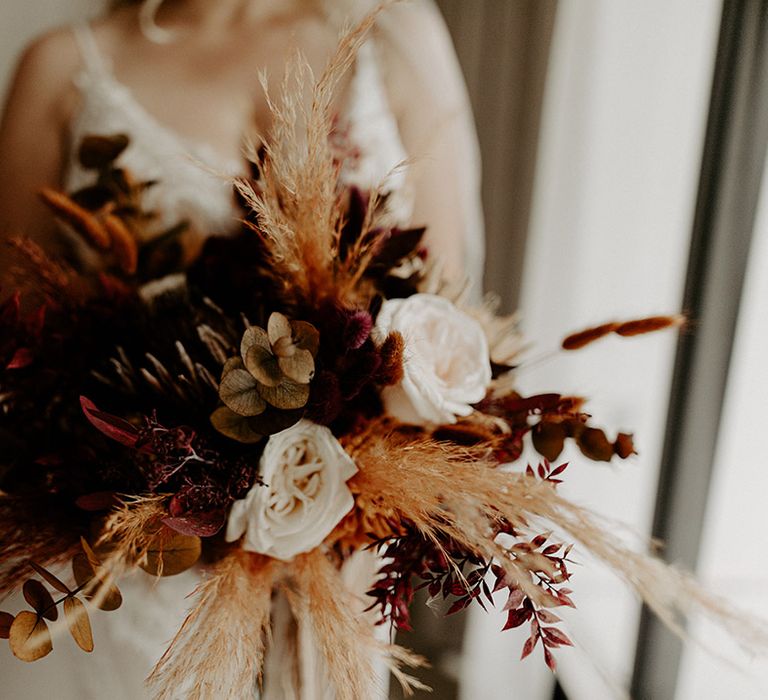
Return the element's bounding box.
[377,0,485,291]
[0,31,78,269]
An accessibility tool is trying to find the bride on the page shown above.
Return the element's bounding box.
[0,0,484,697]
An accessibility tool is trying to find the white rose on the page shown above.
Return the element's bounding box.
[225,420,357,561]
[375,293,492,425]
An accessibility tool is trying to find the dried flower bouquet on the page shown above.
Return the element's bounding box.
[0,11,764,700]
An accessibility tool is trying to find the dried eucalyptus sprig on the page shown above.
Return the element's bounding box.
[211,311,319,443]
[0,538,123,662]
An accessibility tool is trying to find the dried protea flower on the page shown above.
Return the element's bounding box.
[212,312,320,442]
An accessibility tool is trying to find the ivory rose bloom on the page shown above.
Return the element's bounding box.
[225,420,357,561]
[375,293,492,425]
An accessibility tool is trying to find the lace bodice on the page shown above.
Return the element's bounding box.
[65,25,413,248]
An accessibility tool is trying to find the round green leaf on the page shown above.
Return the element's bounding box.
[278,348,315,384]
[219,368,266,416]
[240,326,271,362]
[290,320,320,356]
[211,406,264,444]
[257,378,310,409]
[245,345,282,387]
[267,312,292,345]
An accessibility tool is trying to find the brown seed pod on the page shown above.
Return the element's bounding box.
[615,315,685,337]
[377,331,405,385]
[561,323,619,351]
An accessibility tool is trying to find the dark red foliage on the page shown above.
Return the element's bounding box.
[366,525,494,633]
[337,186,426,299]
[80,396,140,448]
[0,292,46,371]
[368,498,576,671]
[133,415,261,526]
[479,390,634,465]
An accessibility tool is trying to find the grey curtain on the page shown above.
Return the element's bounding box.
[439,0,557,312]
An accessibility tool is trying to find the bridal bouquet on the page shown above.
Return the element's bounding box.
[0,13,757,700]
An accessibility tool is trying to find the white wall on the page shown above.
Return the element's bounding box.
[0,0,97,103]
[462,1,721,698]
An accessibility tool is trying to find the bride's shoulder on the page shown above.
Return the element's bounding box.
[2,27,83,128]
[11,27,80,91]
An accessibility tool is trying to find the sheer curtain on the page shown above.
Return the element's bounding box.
[460,1,721,697]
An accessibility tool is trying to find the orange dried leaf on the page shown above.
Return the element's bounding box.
[63,597,94,653]
[103,214,138,275]
[72,553,123,612]
[23,579,57,621]
[577,427,614,462]
[39,188,111,250]
[29,562,70,594]
[532,422,566,462]
[614,432,636,459]
[140,529,201,577]
[9,611,52,662]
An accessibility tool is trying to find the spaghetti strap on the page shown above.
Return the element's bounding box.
[72,24,111,79]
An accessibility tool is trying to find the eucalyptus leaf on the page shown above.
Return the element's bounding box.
[9,611,52,662]
[290,320,320,356]
[240,326,271,361]
[29,562,70,594]
[63,597,94,652]
[258,378,310,410]
[140,530,201,577]
[0,611,14,639]
[72,554,123,612]
[277,348,315,384]
[267,312,292,345]
[23,580,57,621]
[245,345,282,387]
[246,407,304,435]
[211,406,264,444]
[219,368,266,416]
[220,356,244,380]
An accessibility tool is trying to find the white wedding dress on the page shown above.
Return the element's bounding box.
[1,3,484,698]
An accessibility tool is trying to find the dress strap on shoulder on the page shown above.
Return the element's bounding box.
[72,24,111,79]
